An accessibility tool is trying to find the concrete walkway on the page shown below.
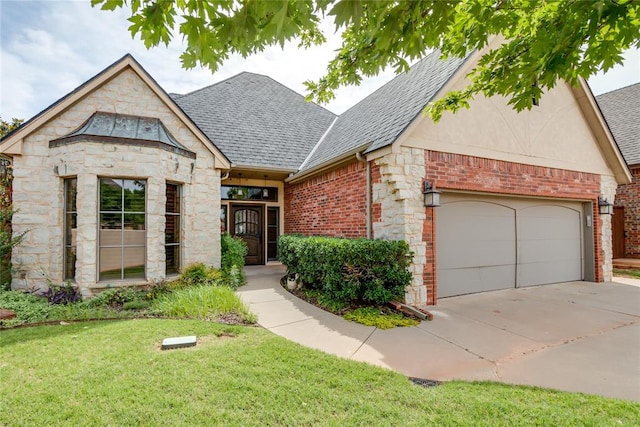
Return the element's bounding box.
[237,265,640,401]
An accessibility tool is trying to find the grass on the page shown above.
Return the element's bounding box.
[151,285,256,323]
[1,319,638,426]
[613,268,640,279]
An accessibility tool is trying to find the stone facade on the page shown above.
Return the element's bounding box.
[284,160,368,238]
[371,147,427,305]
[600,174,618,280]
[614,166,640,258]
[10,68,222,295]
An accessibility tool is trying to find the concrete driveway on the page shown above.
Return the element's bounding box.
[238,265,640,401]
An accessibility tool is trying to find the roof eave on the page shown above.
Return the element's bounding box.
[286,144,370,184]
[573,78,632,185]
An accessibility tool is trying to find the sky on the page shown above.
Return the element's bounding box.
[1,0,639,121]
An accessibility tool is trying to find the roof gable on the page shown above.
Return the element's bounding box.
[0,54,230,168]
[596,83,640,166]
[174,72,336,171]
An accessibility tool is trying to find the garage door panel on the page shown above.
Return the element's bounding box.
[517,205,582,287]
[517,260,582,287]
[439,239,516,269]
[438,265,515,297]
[437,195,583,298]
[518,239,582,263]
[437,200,515,297]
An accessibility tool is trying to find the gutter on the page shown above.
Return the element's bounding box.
[286,144,371,184]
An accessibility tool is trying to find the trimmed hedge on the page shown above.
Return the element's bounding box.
[277,235,413,305]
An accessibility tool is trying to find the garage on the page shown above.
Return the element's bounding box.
[436,194,586,298]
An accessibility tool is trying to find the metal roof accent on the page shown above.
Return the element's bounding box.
[50,112,196,159]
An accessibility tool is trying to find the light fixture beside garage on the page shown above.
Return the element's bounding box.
[423,181,441,207]
[598,196,613,215]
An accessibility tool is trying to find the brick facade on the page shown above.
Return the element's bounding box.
[284,160,368,237]
[615,165,640,258]
[420,150,604,304]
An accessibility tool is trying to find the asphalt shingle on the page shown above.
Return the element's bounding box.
[300,51,469,171]
[596,83,640,166]
[173,72,336,171]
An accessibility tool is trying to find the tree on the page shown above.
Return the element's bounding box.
[94,0,639,120]
[0,116,25,290]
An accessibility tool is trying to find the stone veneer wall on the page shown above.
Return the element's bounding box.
[284,160,367,237]
[371,147,427,306]
[10,68,222,295]
[372,147,610,306]
[600,175,618,280]
[614,166,640,258]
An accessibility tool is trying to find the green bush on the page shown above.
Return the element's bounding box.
[0,290,56,324]
[85,287,142,308]
[220,233,247,288]
[277,235,413,305]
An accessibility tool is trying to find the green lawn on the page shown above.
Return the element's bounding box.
[614,268,640,279]
[1,320,638,426]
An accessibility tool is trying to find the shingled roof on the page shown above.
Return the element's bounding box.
[173,72,336,171]
[596,83,640,166]
[299,50,469,172]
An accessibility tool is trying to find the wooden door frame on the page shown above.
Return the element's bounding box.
[230,203,265,265]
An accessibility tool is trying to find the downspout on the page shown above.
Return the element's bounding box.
[220,171,230,181]
[355,151,371,239]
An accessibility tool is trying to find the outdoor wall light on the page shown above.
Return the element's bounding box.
[423,181,441,208]
[598,196,613,215]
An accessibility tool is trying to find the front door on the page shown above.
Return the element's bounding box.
[231,205,264,265]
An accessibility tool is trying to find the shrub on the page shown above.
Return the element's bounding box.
[0,290,55,324]
[220,233,247,287]
[40,281,81,305]
[278,235,413,305]
[85,287,142,308]
[181,263,210,286]
[344,307,419,329]
[176,263,222,288]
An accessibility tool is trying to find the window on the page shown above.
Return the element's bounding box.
[64,178,77,280]
[267,207,279,261]
[165,183,181,275]
[99,178,146,281]
[220,205,227,233]
[221,185,278,201]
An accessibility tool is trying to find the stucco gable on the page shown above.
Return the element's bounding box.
[391,44,631,185]
[0,54,230,170]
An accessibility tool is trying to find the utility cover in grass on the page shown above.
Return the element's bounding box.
[161,336,197,350]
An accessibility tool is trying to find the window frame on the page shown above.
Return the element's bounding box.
[97,178,147,282]
[165,182,181,275]
[63,177,77,281]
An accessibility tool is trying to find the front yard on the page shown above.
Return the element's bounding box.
[1,319,638,426]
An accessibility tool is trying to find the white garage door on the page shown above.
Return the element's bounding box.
[436,194,583,298]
